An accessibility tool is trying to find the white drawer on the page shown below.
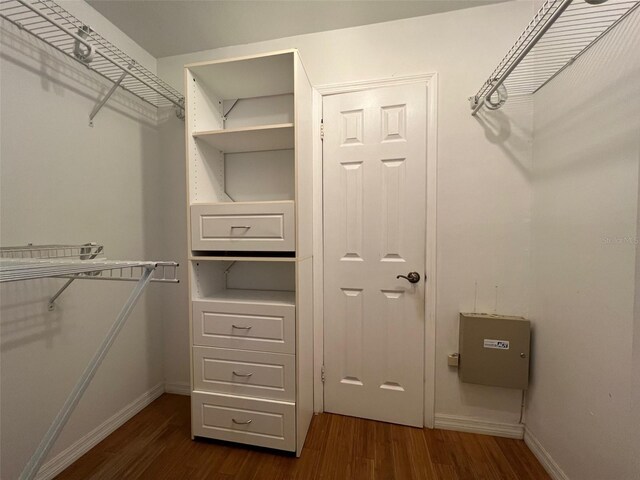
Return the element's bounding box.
[191,201,295,252]
[193,346,295,401]
[191,391,295,452]
[193,300,295,354]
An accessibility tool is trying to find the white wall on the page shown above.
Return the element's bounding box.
[527,8,640,480]
[157,1,535,424]
[633,159,640,477]
[0,2,168,478]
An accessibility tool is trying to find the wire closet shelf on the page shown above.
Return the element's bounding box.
[470,0,640,115]
[0,0,184,117]
[0,243,179,480]
[0,243,178,284]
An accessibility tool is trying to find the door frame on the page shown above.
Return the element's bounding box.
[312,73,438,428]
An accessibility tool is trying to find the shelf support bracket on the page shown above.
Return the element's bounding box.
[19,267,155,480]
[47,243,103,309]
[222,99,240,121]
[89,62,134,127]
[47,278,75,311]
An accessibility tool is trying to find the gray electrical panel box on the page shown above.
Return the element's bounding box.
[459,313,530,389]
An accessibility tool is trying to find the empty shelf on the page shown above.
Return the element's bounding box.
[0,258,178,283]
[0,0,184,111]
[186,51,294,100]
[195,289,296,306]
[190,255,296,262]
[470,0,640,115]
[0,243,104,259]
[193,123,294,153]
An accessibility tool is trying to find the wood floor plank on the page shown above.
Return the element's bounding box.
[54,394,550,480]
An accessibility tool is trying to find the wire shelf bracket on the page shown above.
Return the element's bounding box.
[0,243,179,480]
[470,0,640,115]
[0,0,185,125]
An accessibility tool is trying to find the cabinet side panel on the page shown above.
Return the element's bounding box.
[296,256,314,456]
[187,68,228,204]
[294,54,314,260]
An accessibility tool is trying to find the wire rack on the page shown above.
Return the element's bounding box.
[0,258,179,283]
[0,242,179,480]
[0,242,104,259]
[0,0,184,113]
[0,243,178,284]
[471,0,640,115]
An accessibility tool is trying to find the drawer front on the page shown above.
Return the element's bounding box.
[191,202,295,252]
[193,301,295,354]
[191,391,295,451]
[193,347,295,401]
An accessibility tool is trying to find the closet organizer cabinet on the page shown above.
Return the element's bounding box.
[185,50,314,456]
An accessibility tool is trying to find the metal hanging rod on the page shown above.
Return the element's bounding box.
[0,243,179,480]
[470,0,640,115]
[0,0,185,124]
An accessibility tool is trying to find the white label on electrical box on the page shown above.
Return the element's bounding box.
[484,339,510,350]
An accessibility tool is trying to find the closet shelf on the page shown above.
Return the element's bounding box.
[0,242,104,259]
[190,199,295,206]
[1,243,179,480]
[0,257,177,283]
[195,289,296,306]
[0,0,184,120]
[0,243,178,284]
[470,0,640,115]
[193,123,294,153]
[191,255,296,262]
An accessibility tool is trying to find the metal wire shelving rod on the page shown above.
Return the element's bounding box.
[471,0,573,115]
[0,244,179,480]
[19,267,155,480]
[0,0,185,120]
[470,0,640,115]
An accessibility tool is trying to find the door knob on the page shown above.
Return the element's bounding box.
[396,272,420,283]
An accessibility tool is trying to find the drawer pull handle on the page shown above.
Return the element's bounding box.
[232,418,253,425]
[232,371,253,377]
[232,324,252,330]
[230,225,251,229]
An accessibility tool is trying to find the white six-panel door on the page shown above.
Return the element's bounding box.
[323,83,427,427]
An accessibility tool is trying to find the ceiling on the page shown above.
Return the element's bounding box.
[87,0,510,58]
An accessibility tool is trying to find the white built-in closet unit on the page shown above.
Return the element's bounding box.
[184,50,314,455]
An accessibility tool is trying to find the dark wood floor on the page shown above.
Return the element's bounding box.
[56,394,550,479]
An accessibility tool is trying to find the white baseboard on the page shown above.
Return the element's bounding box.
[35,382,165,480]
[434,413,524,439]
[524,428,569,480]
[164,382,191,396]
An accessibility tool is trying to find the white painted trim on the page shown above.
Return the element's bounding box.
[423,72,438,429]
[434,413,524,439]
[165,382,191,396]
[184,48,298,69]
[312,87,324,413]
[313,73,438,427]
[316,74,437,95]
[524,427,570,480]
[35,383,165,480]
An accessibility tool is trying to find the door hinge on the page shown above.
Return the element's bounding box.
[321,365,325,383]
[320,119,324,141]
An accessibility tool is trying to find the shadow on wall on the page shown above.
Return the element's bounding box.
[0,281,63,351]
[0,23,158,127]
[472,94,533,181]
[531,11,639,183]
[532,73,639,183]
